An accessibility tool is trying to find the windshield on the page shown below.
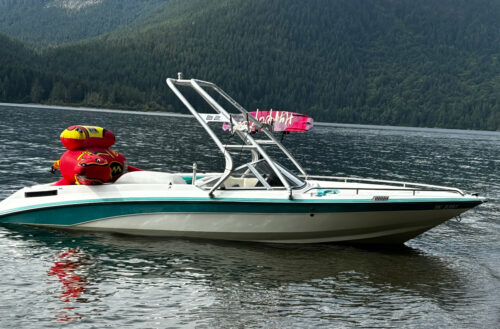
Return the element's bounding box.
[252,160,304,188]
[195,159,305,190]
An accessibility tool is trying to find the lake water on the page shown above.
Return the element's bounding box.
[0,105,498,328]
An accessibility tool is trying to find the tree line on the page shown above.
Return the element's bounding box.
[0,0,499,130]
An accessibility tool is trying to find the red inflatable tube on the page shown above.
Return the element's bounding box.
[53,126,142,185]
[60,125,116,150]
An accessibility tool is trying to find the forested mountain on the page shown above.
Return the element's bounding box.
[0,0,168,45]
[1,0,499,130]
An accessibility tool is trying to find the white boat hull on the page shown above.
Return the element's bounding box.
[73,208,467,244]
[0,181,482,244]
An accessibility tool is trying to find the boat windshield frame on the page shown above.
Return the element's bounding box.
[195,159,306,191]
[166,76,307,198]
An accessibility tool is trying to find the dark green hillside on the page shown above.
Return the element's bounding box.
[0,33,40,101]
[0,33,110,104]
[1,0,499,130]
[0,33,35,66]
[0,0,168,45]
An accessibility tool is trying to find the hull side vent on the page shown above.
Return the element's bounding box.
[25,190,58,198]
[372,196,389,202]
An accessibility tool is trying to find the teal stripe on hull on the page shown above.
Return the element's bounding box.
[0,196,482,216]
[0,199,482,226]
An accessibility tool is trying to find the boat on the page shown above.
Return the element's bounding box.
[0,75,485,244]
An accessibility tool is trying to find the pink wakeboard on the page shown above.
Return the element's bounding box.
[223,110,314,132]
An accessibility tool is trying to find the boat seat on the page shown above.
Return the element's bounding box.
[223,177,259,188]
[115,171,187,185]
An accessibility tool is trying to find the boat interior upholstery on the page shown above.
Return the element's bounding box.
[115,171,187,185]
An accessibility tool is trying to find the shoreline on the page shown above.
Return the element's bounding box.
[0,102,191,118]
[1,102,498,135]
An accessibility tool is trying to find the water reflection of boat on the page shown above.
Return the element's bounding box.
[48,249,88,303]
[2,225,467,298]
[0,76,485,244]
[47,248,90,322]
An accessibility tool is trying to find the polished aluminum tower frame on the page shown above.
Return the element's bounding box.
[166,74,307,198]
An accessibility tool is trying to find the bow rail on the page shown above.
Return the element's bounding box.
[302,175,465,195]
